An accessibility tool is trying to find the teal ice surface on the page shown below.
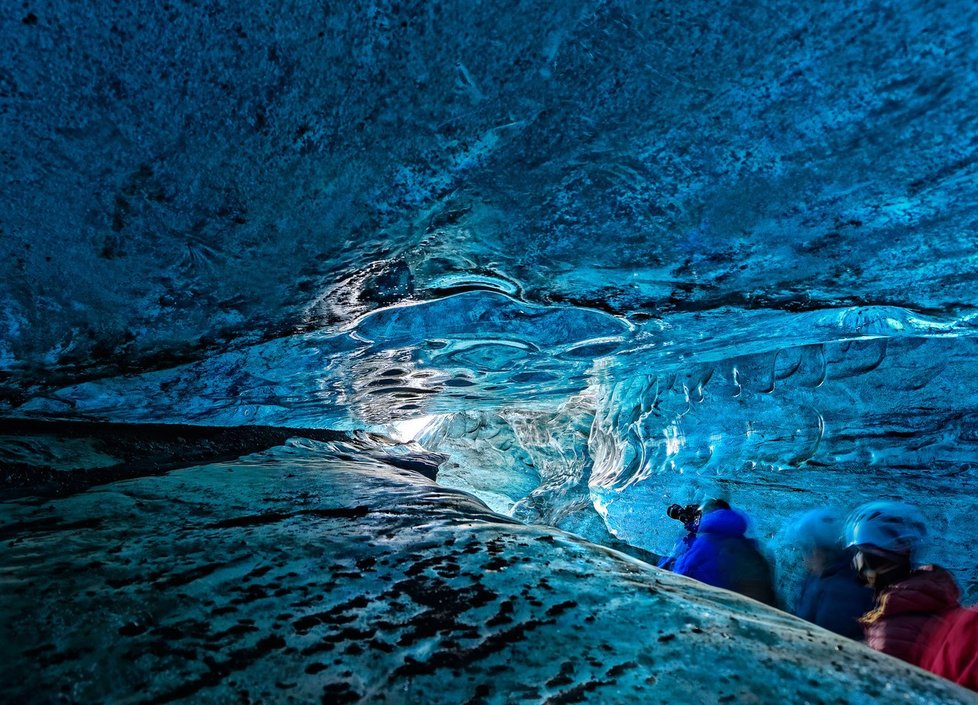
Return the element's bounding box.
[1,440,974,705]
[5,1,978,396]
[5,1,978,701]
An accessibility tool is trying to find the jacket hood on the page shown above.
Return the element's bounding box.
[697,508,748,537]
[863,565,960,621]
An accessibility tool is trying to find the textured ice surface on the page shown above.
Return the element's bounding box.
[5,0,978,699]
[5,1,978,396]
[2,441,975,704]
[588,330,978,601]
[13,292,625,427]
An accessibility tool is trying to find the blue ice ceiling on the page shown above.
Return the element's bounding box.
[4,0,978,620]
[5,0,978,395]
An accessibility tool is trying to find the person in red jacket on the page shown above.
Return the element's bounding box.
[920,606,978,692]
[845,501,961,667]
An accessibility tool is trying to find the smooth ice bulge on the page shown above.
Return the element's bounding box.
[1,441,974,704]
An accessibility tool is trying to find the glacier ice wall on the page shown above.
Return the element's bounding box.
[4,0,978,698]
[588,328,978,600]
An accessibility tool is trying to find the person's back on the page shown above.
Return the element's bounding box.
[859,564,960,665]
[796,554,875,640]
[673,507,777,606]
[920,606,978,692]
[785,508,875,640]
[845,501,962,667]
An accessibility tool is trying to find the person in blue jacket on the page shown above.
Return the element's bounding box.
[786,508,874,640]
[673,503,778,606]
[658,498,730,571]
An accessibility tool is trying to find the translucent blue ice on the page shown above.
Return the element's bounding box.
[4,1,978,699]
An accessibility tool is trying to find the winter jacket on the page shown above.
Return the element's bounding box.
[920,606,978,692]
[860,565,961,666]
[795,556,875,641]
[673,509,777,606]
[658,530,697,571]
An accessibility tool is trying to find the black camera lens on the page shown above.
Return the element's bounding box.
[667,503,702,525]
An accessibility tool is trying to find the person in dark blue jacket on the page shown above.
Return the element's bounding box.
[673,504,777,606]
[658,498,730,571]
[787,508,874,640]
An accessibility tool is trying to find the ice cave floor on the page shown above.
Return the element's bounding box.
[1,438,975,705]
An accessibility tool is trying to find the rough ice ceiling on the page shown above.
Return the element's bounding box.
[7,0,978,396]
[3,1,978,702]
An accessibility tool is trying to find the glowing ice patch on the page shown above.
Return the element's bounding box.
[664,423,683,455]
[390,415,436,441]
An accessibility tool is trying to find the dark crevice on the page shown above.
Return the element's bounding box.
[0,419,368,499]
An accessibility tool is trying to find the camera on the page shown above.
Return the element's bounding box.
[667,503,701,525]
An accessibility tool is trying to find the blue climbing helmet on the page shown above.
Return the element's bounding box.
[844,501,928,559]
[786,508,845,552]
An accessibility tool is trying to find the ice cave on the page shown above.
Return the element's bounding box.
[2,1,978,703]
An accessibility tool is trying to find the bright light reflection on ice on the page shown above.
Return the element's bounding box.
[390,415,436,441]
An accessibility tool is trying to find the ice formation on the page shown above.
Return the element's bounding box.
[3,1,978,702]
[2,440,975,704]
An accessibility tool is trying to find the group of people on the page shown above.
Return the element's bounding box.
[657,499,977,692]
